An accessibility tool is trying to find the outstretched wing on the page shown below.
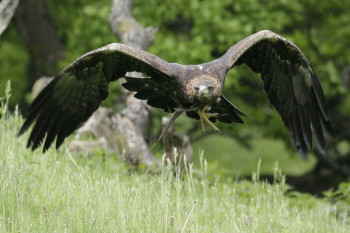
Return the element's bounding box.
[19,43,174,152]
[218,30,333,157]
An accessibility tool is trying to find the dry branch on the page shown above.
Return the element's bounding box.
[0,0,18,36]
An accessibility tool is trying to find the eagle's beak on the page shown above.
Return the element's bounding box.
[198,86,207,97]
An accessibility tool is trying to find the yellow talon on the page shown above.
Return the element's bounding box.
[196,107,222,134]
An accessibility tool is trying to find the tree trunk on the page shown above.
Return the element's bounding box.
[14,0,64,94]
[108,0,158,166]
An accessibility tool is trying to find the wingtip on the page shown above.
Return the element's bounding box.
[297,147,307,160]
[43,146,49,153]
[18,127,26,137]
[152,143,159,151]
[323,119,335,138]
[18,120,31,137]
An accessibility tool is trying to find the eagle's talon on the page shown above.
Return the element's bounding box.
[196,107,222,134]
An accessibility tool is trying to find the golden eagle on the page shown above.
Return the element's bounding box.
[19,30,333,157]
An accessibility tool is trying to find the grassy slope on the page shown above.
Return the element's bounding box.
[169,113,316,178]
[192,135,316,177]
[1,110,349,232]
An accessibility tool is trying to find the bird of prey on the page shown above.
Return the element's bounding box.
[19,30,333,157]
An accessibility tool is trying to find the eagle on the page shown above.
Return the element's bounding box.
[19,30,333,157]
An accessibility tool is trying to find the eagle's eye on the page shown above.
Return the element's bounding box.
[208,86,214,91]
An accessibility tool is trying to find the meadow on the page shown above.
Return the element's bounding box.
[1,90,349,232]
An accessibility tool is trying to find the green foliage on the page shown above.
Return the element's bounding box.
[47,0,117,68]
[323,182,350,220]
[0,108,349,232]
[0,80,12,118]
[0,28,29,109]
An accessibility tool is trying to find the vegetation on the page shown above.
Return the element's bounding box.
[0,93,349,232]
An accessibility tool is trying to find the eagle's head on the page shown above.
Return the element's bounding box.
[187,75,222,106]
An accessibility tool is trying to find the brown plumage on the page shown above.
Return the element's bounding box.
[19,30,333,157]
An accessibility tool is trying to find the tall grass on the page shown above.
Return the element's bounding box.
[0,85,349,232]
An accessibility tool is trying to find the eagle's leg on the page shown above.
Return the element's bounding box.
[196,107,222,135]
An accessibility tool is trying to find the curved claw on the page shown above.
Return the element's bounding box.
[196,107,222,135]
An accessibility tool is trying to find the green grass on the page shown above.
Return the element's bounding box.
[1,106,349,232]
[168,109,316,178]
[192,135,316,177]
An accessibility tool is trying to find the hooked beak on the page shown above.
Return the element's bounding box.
[198,86,207,97]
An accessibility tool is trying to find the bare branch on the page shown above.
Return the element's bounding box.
[14,0,64,91]
[0,0,18,36]
[109,0,157,50]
